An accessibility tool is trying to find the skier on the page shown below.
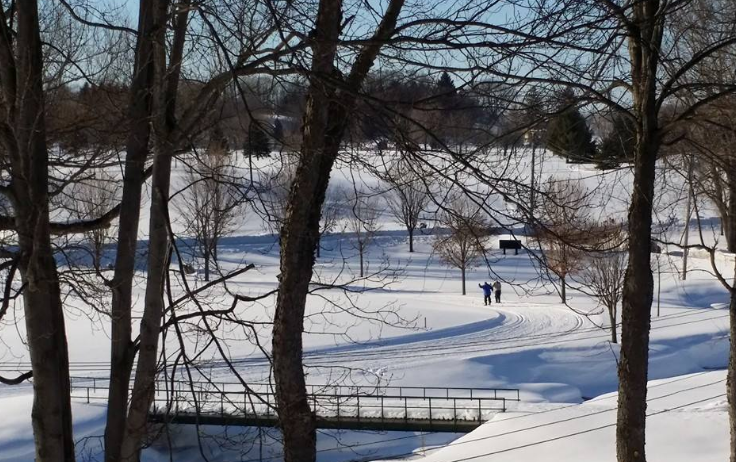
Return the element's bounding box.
[479,282,492,306]
[493,280,502,303]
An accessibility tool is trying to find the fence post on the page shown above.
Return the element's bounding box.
[86,387,90,404]
[428,397,432,430]
[357,396,361,423]
[381,396,384,423]
[478,399,482,423]
[404,397,408,422]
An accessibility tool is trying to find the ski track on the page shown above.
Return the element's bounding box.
[222,302,590,382]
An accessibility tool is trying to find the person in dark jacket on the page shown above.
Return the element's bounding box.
[479,282,492,305]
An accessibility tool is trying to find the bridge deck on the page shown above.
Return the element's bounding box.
[70,377,521,433]
[150,412,486,433]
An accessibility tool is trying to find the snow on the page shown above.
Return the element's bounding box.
[0,148,733,461]
[398,371,727,462]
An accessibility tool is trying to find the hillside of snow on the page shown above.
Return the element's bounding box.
[0,148,732,461]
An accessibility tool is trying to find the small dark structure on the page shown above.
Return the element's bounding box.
[499,239,522,255]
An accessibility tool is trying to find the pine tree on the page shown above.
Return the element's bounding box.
[437,71,457,99]
[545,108,596,163]
[595,114,635,169]
[245,118,271,158]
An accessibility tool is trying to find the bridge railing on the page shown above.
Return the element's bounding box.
[69,377,519,426]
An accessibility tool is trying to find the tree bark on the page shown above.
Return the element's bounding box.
[8,2,75,461]
[616,4,662,459]
[726,161,736,253]
[461,266,466,295]
[408,227,414,253]
[616,127,658,462]
[729,291,736,462]
[726,147,736,462]
[105,2,157,460]
[271,1,404,459]
[609,304,618,344]
[561,275,566,302]
[0,2,77,460]
[359,248,364,277]
[119,149,172,462]
[120,0,183,459]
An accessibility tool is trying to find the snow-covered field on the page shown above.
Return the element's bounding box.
[0,148,732,461]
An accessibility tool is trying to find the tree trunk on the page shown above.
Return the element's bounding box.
[461,267,466,295]
[530,142,537,215]
[609,304,618,344]
[359,248,364,277]
[408,227,414,253]
[120,0,182,459]
[616,9,662,458]
[120,148,172,462]
[726,162,736,253]
[560,275,566,302]
[271,1,404,460]
[204,250,211,281]
[105,1,157,459]
[10,2,75,460]
[616,133,658,462]
[273,126,342,462]
[729,291,736,462]
[726,152,736,462]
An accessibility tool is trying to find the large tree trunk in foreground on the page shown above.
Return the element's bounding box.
[726,147,736,462]
[119,149,173,462]
[615,3,662,459]
[105,1,157,460]
[119,0,185,459]
[616,129,658,462]
[272,1,404,460]
[728,293,736,462]
[6,2,76,460]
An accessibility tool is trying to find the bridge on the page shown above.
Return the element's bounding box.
[70,377,521,433]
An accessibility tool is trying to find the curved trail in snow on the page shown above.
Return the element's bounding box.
[226,302,591,376]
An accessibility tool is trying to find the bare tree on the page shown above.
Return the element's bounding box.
[578,226,628,344]
[536,178,591,302]
[346,191,382,277]
[66,172,119,270]
[383,160,430,253]
[271,0,406,459]
[433,198,489,295]
[176,153,244,281]
[0,3,77,460]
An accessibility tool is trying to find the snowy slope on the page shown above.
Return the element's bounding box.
[397,371,727,462]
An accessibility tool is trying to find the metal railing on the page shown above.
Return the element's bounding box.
[70,377,520,429]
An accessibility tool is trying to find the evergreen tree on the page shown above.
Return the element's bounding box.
[437,71,457,99]
[545,107,596,162]
[245,118,271,158]
[595,114,635,169]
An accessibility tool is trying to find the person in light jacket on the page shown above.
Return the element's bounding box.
[492,281,502,303]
